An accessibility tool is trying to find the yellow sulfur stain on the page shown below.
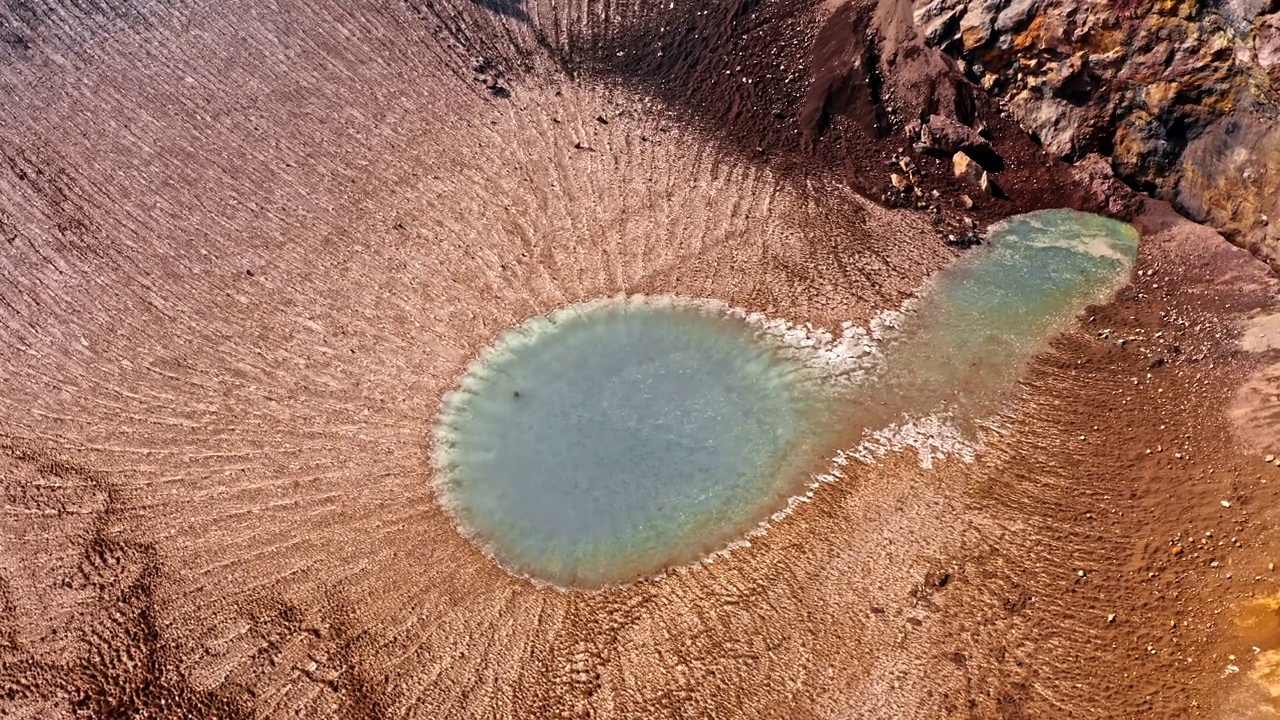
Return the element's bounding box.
[1238,595,1280,711]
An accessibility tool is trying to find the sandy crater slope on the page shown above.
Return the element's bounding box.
[2,0,1280,718]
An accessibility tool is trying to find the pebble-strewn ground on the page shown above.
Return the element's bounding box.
[1,0,1279,717]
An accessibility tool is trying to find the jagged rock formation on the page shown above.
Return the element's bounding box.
[912,0,1280,267]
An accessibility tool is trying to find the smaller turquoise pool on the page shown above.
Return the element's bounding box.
[865,209,1140,424]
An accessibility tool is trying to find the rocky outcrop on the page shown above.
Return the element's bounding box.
[1070,154,1146,220]
[1175,114,1280,267]
[910,0,1280,268]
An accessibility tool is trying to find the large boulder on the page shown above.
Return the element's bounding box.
[921,114,992,157]
[1176,113,1280,269]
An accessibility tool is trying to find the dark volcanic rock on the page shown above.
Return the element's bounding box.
[921,114,993,159]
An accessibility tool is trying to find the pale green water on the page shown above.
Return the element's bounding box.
[433,210,1139,589]
[856,209,1140,430]
[433,299,832,588]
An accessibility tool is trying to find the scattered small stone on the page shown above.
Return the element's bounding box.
[952,151,984,186]
[960,194,975,209]
[1077,569,1086,577]
[1269,562,1275,571]
[1172,546,1184,556]
[1107,613,1117,623]
[890,173,908,189]
[1265,454,1275,463]
[979,171,1002,197]
[1221,500,1232,508]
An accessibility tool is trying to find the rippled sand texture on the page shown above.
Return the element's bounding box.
[2,1,1280,718]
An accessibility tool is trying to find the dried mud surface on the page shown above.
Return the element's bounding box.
[1,0,1279,718]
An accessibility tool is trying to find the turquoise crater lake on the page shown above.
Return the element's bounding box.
[432,210,1140,589]
[432,298,831,588]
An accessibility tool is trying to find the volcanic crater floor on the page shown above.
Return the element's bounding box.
[1,0,1279,718]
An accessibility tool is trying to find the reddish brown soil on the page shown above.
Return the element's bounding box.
[1,0,1278,718]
